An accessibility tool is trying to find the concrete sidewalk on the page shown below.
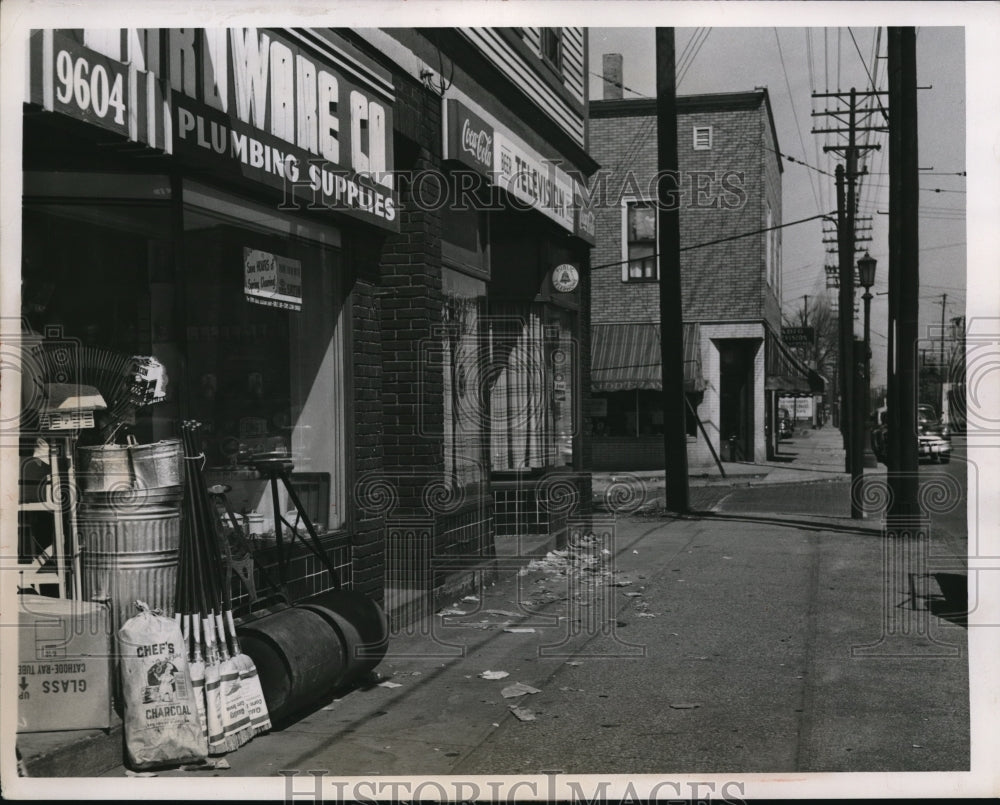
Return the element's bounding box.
[592,425,850,492]
[52,505,965,784]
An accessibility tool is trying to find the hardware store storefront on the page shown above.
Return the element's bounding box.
[20,28,397,610]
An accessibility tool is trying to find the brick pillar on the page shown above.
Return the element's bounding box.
[380,78,445,537]
[350,277,386,603]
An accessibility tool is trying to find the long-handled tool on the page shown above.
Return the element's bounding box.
[252,457,388,688]
[206,484,270,739]
[180,424,227,755]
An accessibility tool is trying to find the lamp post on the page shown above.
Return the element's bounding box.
[857,251,879,469]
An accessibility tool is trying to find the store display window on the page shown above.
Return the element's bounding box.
[441,268,489,494]
[181,183,347,532]
[488,302,576,471]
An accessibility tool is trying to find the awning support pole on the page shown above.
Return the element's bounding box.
[686,396,726,479]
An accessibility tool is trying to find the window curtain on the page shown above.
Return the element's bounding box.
[442,286,487,490]
[488,302,573,470]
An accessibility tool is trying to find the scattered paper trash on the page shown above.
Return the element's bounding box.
[509,706,536,722]
[438,608,468,616]
[485,609,522,618]
[480,670,510,680]
[565,661,583,666]
[462,595,480,602]
[501,682,541,699]
[503,627,536,634]
[637,612,657,618]
[633,550,639,554]
[378,681,403,688]
[125,770,157,778]
[491,722,500,727]
[624,592,643,597]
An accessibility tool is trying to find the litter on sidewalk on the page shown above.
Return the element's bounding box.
[501,683,541,699]
[509,706,536,722]
[479,671,509,680]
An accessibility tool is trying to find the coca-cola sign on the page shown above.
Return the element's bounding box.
[447,99,494,175]
[461,118,493,170]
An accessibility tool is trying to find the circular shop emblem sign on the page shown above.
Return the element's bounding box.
[552,264,579,293]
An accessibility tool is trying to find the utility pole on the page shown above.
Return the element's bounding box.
[655,28,689,514]
[813,86,885,518]
[938,293,948,410]
[888,27,920,518]
[802,295,810,326]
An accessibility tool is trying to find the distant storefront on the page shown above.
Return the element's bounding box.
[587,87,823,471]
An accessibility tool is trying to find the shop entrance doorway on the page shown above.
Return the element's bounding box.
[718,339,757,461]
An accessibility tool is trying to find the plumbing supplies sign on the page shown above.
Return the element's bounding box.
[244,248,303,311]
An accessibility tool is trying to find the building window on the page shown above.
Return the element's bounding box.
[442,268,488,493]
[488,303,575,471]
[622,200,658,282]
[693,126,713,150]
[540,28,563,73]
[181,183,347,532]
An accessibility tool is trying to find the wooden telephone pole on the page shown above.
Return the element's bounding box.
[813,88,885,518]
[655,28,690,513]
[887,27,920,518]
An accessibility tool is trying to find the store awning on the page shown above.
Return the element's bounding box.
[591,322,706,393]
[765,331,825,394]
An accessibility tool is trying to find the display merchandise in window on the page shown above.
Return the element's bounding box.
[181,190,347,532]
[442,269,488,493]
[488,302,575,471]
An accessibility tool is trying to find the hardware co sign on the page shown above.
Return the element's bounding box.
[28,28,398,231]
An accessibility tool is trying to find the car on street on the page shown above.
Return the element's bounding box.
[871,406,952,464]
[918,403,952,441]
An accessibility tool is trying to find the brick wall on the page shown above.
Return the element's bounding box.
[588,97,779,327]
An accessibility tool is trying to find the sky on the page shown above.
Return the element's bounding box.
[588,25,967,389]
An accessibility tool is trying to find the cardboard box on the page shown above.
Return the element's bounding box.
[17,596,114,733]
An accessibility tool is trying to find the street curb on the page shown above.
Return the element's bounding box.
[17,717,123,779]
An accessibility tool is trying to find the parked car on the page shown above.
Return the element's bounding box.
[777,408,793,440]
[871,407,952,464]
[918,403,952,440]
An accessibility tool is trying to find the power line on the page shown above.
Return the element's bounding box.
[774,28,822,214]
[590,211,835,272]
[677,28,712,88]
[588,71,650,99]
[847,27,890,124]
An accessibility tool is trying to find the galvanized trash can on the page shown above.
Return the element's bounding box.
[77,501,181,637]
[76,439,185,635]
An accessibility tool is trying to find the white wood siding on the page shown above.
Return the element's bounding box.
[459,27,586,146]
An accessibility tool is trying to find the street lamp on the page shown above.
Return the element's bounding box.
[857,252,879,469]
